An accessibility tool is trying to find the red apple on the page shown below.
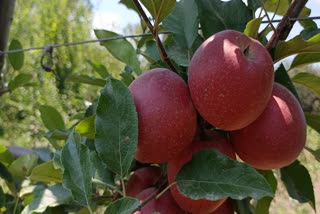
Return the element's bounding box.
[129,68,197,163]
[167,131,236,214]
[134,187,185,214]
[126,166,163,197]
[188,30,274,131]
[230,83,306,170]
[210,199,234,214]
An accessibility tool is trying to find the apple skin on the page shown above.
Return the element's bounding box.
[167,131,236,214]
[126,166,163,197]
[210,199,234,214]
[134,187,186,214]
[230,83,306,170]
[188,30,274,131]
[129,68,197,163]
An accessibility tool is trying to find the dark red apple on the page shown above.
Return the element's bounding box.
[188,30,274,131]
[134,187,185,214]
[210,199,234,214]
[230,83,306,170]
[167,131,236,214]
[129,68,197,163]
[126,166,163,197]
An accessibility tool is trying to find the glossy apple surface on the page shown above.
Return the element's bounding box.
[230,83,306,170]
[188,30,274,131]
[129,68,197,163]
[126,166,163,197]
[167,131,236,214]
[134,187,185,214]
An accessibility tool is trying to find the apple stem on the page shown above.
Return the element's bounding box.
[265,0,308,51]
[132,0,178,74]
[91,178,124,197]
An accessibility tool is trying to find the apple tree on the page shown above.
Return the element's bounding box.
[1,0,320,213]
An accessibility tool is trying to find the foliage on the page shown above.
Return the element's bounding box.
[0,0,320,213]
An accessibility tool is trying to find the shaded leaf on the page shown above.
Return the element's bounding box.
[95,30,141,75]
[175,149,274,201]
[30,160,63,183]
[44,129,69,141]
[254,170,277,214]
[0,162,13,183]
[264,0,310,17]
[33,147,52,162]
[76,115,96,139]
[8,153,38,180]
[91,152,115,187]
[292,72,320,97]
[104,197,140,214]
[280,161,315,210]
[8,73,33,91]
[39,105,65,130]
[21,184,72,214]
[95,78,138,177]
[301,27,320,40]
[196,0,252,38]
[0,145,14,166]
[61,130,93,207]
[140,0,176,24]
[274,64,301,103]
[163,0,199,49]
[244,18,262,39]
[8,39,24,70]
[120,66,134,86]
[66,74,106,87]
[87,60,110,78]
[247,0,267,13]
[120,0,139,13]
[274,34,320,62]
[305,147,320,162]
[234,198,254,214]
[305,112,320,134]
[290,53,320,69]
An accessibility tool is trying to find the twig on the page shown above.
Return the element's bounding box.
[92,178,124,197]
[258,0,276,33]
[265,0,309,50]
[132,0,178,73]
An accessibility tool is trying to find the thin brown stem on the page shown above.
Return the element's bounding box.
[258,0,276,33]
[265,0,308,50]
[132,0,178,73]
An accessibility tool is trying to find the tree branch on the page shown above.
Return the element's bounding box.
[132,0,178,73]
[266,0,308,50]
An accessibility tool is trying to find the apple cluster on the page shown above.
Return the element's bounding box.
[128,30,306,213]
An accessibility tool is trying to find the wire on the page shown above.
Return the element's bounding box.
[0,16,319,56]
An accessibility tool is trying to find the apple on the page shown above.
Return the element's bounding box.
[210,199,234,214]
[129,68,197,163]
[134,187,186,214]
[167,131,236,214]
[230,83,306,170]
[126,166,163,197]
[188,30,274,131]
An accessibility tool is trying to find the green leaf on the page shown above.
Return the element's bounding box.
[247,0,267,12]
[264,0,310,17]
[140,0,176,24]
[290,53,320,69]
[301,27,320,40]
[75,115,96,139]
[163,0,199,50]
[29,160,63,183]
[254,170,277,214]
[91,152,115,187]
[8,73,33,91]
[87,60,110,78]
[8,153,39,180]
[0,162,13,183]
[175,149,274,201]
[21,184,72,214]
[39,105,65,130]
[8,39,24,70]
[305,112,320,134]
[120,0,139,13]
[274,64,300,102]
[274,34,320,62]
[95,78,138,177]
[0,145,14,166]
[196,0,252,38]
[120,66,134,86]
[61,130,93,207]
[292,72,320,97]
[244,18,262,39]
[44,129,69,141]
[234,198,254,214]
[104,197,140,214]
[94,30,141,75]
[280,161,315,210]
[305,147,320,162]
[66,74,106,87]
